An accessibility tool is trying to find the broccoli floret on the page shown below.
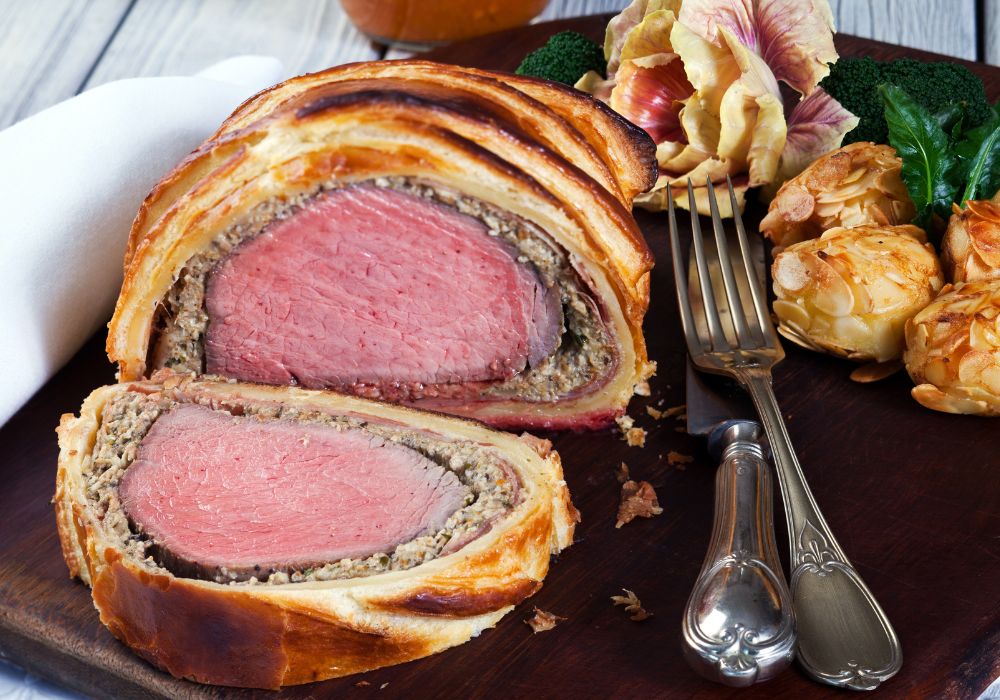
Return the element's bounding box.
[821,57,991,145]
[515,31,606,86]
[819,57,886,143]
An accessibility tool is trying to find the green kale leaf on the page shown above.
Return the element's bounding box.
[954,103,1000,202]
[880,84,958,226]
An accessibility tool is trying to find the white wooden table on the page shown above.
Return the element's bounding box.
[1,0,998,697]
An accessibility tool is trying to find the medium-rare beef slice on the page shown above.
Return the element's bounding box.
[91,390,518,584]
[151,177,613,404]
[119,404,470,581]
[203,185,561,389]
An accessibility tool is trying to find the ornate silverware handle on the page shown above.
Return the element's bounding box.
[682,421,796,686]
[738,368,903,691]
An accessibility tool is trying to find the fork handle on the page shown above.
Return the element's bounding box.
[737,368,903,691]
[682,420,795,686]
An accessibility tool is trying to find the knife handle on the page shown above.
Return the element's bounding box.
[682,420,796,686]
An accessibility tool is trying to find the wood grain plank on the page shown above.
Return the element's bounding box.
[535,0,627,20]
[83,0,379,89]
[830,0,977,60]
[986,0,1000,65]
[0,0,132,129]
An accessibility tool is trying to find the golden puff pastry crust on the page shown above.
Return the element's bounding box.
[108,61,657,430]
[55,377,578,688]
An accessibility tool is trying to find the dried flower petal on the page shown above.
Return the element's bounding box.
[611,588,653,621]
[616,480,663,527]
[583,0,841,215]
[610,54,693,144]
[525,607,566,633]
[606,0,682,79]
[678,0,836,96]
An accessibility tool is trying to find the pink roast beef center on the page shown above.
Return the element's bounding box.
[204,185,561,394]
[118,404,471,578]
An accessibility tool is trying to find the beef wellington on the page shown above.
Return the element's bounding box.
[106,61,657,430]
[55,374,577,688]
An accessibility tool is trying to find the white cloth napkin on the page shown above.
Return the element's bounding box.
[0,56,285,427]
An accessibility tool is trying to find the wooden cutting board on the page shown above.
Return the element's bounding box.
[1,15,997,700]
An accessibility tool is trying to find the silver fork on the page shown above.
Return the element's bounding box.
[669,177,903,691]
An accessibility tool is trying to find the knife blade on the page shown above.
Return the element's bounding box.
[685,360,758,438]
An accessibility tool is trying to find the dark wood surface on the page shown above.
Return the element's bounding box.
[1,15,998,700]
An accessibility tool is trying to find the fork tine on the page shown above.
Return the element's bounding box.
[668,187,706,358]
[688,179,730,351]
[705,177,753,347]
[727,175,779,346]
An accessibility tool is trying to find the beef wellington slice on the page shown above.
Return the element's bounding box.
[56,375,577,688]
[107,61,657,429]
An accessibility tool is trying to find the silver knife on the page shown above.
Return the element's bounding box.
[680,358,797,685]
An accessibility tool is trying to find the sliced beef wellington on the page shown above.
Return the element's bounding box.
[108,61,657,429]
[56,375,576,688]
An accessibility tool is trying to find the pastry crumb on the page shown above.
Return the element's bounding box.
[616,480,663,528]
[525,606,566,633]
[663,404,686,419]
[615,415,647,446]
[380,683,389,690]
[616,461,630,483]
[634,381,651,396]
[625,427,646,447]
[645,405,663,419]
[355,680,371,687]
[667,451,694,470]
[612,588,652,621]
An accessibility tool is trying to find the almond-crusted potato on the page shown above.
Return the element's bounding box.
[772,225,943,362]
[941,200,1000,283]
[905,280,1000,416]
[761,142,915,250]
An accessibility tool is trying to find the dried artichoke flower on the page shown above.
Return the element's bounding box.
[904,280,1000,416]
[941,200,1000,283]
[760,142,916,250]
[772,225,944,362]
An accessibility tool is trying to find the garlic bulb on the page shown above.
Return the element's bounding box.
[760,142,915,250]
[772,225,943,362]
[905,280,1000,416]
[941,200,1000,283]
